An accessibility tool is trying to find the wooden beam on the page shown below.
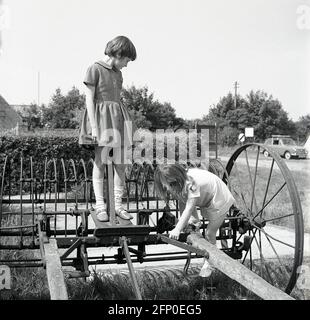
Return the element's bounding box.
[107,162,116,225]
[187,233,294,300]
[44,238,68,300]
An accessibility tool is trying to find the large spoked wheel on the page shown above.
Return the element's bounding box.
[223,143,304,294]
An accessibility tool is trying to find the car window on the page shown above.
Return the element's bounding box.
[273,140,279,145]
[281,138,296,146]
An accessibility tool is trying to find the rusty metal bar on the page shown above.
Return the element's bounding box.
[120,236,142,300]
[159,234,209,259]
[60,238,82,261]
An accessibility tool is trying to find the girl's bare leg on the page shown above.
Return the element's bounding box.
[205,213,227,245]
[200,212,227,277]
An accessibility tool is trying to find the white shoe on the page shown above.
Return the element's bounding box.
[115,207,133,220]
[114,187,133,220]
[199,260,214,278]
[95,208,109,222]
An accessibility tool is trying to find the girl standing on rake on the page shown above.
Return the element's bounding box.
[79,36,136,222]
[154,163,235,277]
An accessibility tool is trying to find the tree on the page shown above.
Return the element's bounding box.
[121,85,185,130]
[42,87,85,129]
[201,90,296,143]
[17,103,43,130]
[295,114,310,144]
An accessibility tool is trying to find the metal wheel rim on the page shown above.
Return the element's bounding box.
[223,143,304,294]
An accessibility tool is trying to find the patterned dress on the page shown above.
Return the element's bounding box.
[79,60,134,150]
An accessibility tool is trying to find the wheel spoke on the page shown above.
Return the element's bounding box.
[254,182,287,219]
[259,230,263,277]
[263,232,291,280]
[259,158,275,219]
[233,163,249,211]
[264,213,294,223]
[244,149,259,217]
[242,229,257,264]
[249,146,260,214]
[251,229,275,285]
[253,225,295,249]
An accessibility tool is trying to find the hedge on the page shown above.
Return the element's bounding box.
[0,135,93,162]
[0,132,213,195]
[0,135,94,196]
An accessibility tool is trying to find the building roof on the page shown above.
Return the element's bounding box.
[0,95,22,130]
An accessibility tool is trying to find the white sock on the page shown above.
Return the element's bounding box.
[92,178,106,211]
[114,186,125,211]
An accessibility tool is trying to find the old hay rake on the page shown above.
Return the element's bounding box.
[0,143,304,300]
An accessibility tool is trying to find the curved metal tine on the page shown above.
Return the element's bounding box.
[135,164,143,210]
[20,157,24,244]
[68,159,78,234]
[250,229,275,285]
[126,162,137,210]
[43,158,48,213]
[52,159,58,236]
[78,158,88,205]
[30,157,35,243]
[126,162,140,211]
[60,159,68,236]
[137,164,145,209]
[86,158,94,209]
[44,158,57,235]
[0,156,8,227]
[125,164,130,211]
[139,164,148,202]
[145,163,153,210]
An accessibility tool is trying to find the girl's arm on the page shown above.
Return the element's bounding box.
[85,85,97,137]
[169,197,198,240]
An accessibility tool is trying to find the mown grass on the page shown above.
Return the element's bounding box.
[1,258,308,301]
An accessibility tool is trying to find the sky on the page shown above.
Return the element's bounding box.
[0,0,309,121]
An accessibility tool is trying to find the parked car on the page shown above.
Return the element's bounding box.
[262,135,308,160]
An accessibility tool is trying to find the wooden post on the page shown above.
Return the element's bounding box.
[187,233,294,300]
[106,162,116,225]
[44,239,68,300]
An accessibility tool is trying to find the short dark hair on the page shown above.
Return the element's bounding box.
[154,163,188,202]
[105,36,137,61]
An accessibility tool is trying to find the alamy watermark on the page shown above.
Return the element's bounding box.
[0,1,10,55]
[296,264,310,290]
[296,4,310,30]
[84,123,212,166]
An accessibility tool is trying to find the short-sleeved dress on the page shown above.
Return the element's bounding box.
[186,168,235,221]
[78,60,134,150]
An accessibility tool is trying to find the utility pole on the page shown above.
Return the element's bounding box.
[234,81,239,109]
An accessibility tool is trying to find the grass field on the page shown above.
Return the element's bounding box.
[0,257,308,300]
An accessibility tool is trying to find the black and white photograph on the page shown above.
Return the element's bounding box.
[0,0,309,308]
